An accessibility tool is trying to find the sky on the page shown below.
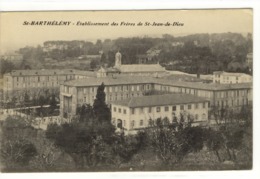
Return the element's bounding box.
[0,9,253,54]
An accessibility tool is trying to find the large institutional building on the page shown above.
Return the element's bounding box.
[111,94,209,134]
[59,52,252,126]
[60,75,252,121]
[3,69,95,101]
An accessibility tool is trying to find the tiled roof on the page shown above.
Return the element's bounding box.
[153,78,252,91]
[62,76,252,91]
[118,64,165,73]
[73,70,96,77]
[5,69,95,77]
[62,76,154,87]
[111,94,209,108]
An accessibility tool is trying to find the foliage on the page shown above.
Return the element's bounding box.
[145,118,206,166]
[0,60,15,76]
[93,83,111,123]
[46,120,115,169]
[1,139,37,168]
[0,116,38,170]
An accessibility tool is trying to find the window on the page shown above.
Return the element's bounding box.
[195,114,199,120]
[165,106,169,111]
[118,108,122,113]
[140,120,144,126]
[188,104,192,110]
[113,107,117,112]
[203,102,206,108]
[148,107,152,113]
[180,105,184,110]
[140,108,143,114]
[172,106,176,111]
[202,113,206,120]
[131,108,135,114]
[156,107,161,112]
[123,109,126,114]
[131,120,135,128]
[195,103,199,109]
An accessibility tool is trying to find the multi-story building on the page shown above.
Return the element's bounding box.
[3,69,95,101]
[60,76,153,119]
[60,76,252,120]
[111,94,209,134]
[213,71,252,84]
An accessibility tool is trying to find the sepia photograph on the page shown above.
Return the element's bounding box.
[0,9,253,173]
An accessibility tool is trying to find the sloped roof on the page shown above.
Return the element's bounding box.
[6,69,95,77]
[112,94,209,108]
[118,64,165,73]
[62,76,252,91]
[73,70,96,77]
[62,76,154,87]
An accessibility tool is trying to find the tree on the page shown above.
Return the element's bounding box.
[0,60,15,77]
[46,121,115,169]
[0,116,37,171]
[110,134,142,168]
[90,59,98,70]
[93,83,111,123]
[49,94,57,114]
[145,118,206,167]
[76,104,94,123]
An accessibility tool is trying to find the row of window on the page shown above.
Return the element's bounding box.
[158,85,212,98]
[215,90,248,98]
[113,107,127,114]
[14,75,74,82]
[113,103,207,115]
[15,81,59,88]
[215,98,248,107]
[80,84,151,94]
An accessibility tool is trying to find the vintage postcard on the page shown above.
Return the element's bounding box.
[0,9,253,172]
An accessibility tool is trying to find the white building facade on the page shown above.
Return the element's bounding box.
[213,71,252,84]
[111,94,209,134]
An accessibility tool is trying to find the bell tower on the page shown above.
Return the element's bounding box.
[115,51,122,68]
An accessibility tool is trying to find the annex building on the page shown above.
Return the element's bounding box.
[111,94,209,134]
